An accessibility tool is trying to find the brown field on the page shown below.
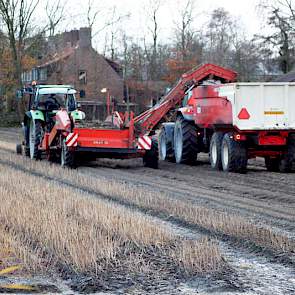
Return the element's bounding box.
[0,129,295,294]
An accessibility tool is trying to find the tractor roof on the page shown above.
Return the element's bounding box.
[36,85,77,95]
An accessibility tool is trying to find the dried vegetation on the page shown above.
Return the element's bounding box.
[0,159,224,291]
[0,141,293,258]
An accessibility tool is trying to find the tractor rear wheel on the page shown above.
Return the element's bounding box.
[29,120,42,160]
[210,132,224,170]
[61,139,75,168]
[279,134,295,173]
[264,157,280,172]
[221,133,247,173]
[143,137,159,169]
[174,117,198,164]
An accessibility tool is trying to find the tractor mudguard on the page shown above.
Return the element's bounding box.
[178,107,194,121]
[71,110,85,121]
[29,110,45,121]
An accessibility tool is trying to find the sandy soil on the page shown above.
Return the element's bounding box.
[0,128,294,295]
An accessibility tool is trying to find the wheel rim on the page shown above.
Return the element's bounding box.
[222,142,229,169]
[211,141,217,165]
[159,132,167,161]
[29,120,35,159]
[175,124,183,163]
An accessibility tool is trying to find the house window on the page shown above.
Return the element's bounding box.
[80,89,86,98]
[39,68,47,81]
[79,70,87,84]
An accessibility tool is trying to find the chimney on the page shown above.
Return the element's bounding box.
[79,27,92,48]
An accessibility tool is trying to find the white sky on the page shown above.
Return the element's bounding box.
[39,0,264,52]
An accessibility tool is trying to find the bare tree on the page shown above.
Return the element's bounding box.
[174,0,195,61]
[204,8,237,66]
[257,0,295,73]
[86,1,129,40]
[0,0,40,87]
[45,0,67,37]
[145,0,162,80]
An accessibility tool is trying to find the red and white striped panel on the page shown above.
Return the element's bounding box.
[137,135,152,150]
[65,132,78,147]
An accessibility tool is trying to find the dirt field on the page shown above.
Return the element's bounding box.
[0,127,294,294]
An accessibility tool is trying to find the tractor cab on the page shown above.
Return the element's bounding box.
[18,84,85,161]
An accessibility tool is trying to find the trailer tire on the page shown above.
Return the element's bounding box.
[29,119,42,160]
[143,137,159,169]
[264,157,280,172]
[210,132,224,170]
[61,139,75,168]
[279,134,295,173]
[221,133,247,173]
[174,117,198,164]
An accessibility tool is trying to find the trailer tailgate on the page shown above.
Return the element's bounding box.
[219,83,295,131]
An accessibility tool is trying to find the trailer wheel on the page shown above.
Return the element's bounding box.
[61,139,75,168]
[279,134,295,173]
[210,132,224,170]
[29,119,42,160]
[143,137,159,169]
[221,133,247,173]
[174,117,198,164]
[264,157,280,172]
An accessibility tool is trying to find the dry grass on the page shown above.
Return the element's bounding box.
[0,140,294,256]
[0,162,223,283]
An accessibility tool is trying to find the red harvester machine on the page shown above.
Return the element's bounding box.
[68,63,235,168]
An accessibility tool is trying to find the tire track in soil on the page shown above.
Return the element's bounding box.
[82,164,295,238]
[1,129,295,294]
[0,152,294,294]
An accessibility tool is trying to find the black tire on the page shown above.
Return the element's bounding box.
[24,125,30,157]
[25,147,30,157]
[210,132,224,170]
[221,133,247,173]
[143,137,159,169]
[29,120,43,160]
[264,157,280,172]
[279,134,295,173]
[16,144,22,155]
[174,117,198,164]
[61,139,75,168]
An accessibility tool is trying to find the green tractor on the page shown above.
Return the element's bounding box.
[17,84,85,166]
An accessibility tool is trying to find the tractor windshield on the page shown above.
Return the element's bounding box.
[36,93,76,111]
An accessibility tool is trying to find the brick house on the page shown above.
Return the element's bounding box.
[21,28,124,102]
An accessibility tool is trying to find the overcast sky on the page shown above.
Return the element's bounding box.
[39,0,264,52]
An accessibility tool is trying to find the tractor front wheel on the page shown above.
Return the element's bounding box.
[29,120,42,160]
[61,139,75,168]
